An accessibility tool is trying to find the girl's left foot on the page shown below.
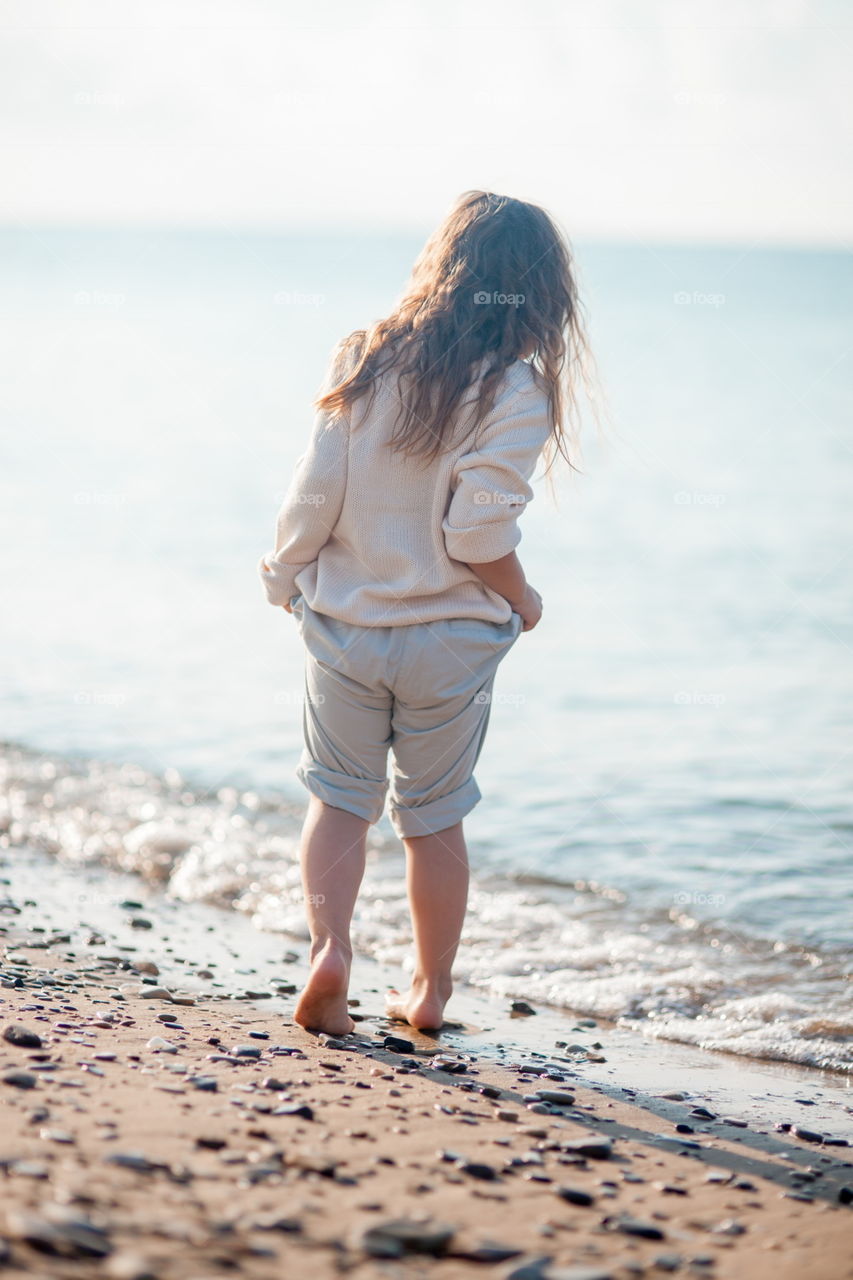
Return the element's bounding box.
[385,978,451,1032]
[294,945,354,1035]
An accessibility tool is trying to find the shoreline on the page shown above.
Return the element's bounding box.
[1,849,852,1278]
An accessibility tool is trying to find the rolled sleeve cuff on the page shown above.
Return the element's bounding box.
[258,551,305,606]
[443,517,523,565]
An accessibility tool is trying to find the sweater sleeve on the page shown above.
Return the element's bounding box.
[258,349,351,606]
[442,373,551,565]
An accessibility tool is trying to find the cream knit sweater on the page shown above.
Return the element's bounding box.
[258,353,551,626]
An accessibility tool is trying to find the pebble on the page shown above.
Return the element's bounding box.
[653,1255,683,1273]
[3,1021,43,1047]
[510,1001,537,1016]
[791,1126,823,1144]
[362,1217,455,1258]
[556,1186,595,1206]
[691,1107,716,1120]
[616,1217,666,1241]
[712,1219,747,1236]
[105,1152,166,1174]
[458,1160,499,1181]
[2,1069,38,1089]
[6,1209,113,1258]
[384,1034,416,1053]
[272,1102,314,1120]
[536,1089,576,1106]
[187,1075,218,1091]
[230,1044,263,1058]
[39,1127,76,1143]
[145,1037,177,1053]
[562,1137,613,1160]
[449,1240,523,1262]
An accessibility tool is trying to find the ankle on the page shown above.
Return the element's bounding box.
[411,971,453,998]
[309,937,352,966]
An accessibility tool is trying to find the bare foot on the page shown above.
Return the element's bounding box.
[384,979,451,1032]
[293,946,354,1035]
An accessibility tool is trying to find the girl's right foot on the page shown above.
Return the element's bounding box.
[293,945,354,1036]
[384,977,452,1032]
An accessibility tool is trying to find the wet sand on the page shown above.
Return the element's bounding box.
[2,855,853,1279]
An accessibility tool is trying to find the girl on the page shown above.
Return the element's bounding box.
[260,190,589,1035]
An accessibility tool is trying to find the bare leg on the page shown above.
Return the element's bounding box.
[293,795,369,1035]
[385,820,469,1031]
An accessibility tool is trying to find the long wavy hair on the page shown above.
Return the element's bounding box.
[315,190,594,471]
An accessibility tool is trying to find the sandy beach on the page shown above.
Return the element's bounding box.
[1,850,852,1280]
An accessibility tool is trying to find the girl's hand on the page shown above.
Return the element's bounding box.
[511,583,543,631]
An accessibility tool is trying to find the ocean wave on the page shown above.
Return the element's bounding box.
[2,742,850,1073]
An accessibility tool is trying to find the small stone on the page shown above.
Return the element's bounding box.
[145,1037,177,1053]
[510,1000,537,1016]
[3,1022,43,1048]
[536,1089,576,1106]
[3,1069,38,1089]
[652,1255,683,1273]
[616,1218,665,1241]
[459,1160,498,1181]
[195,1135,227,1150]
[187,1076,217,1091]
[720,1116,748,1128]
[384,1034,416,1053]
[105,1152,164,1173]
[272,1103,314,1120]
[362,1217,455,1258]
[261,1076,289,1090]
[137,987,175,1002]
[556,1186,595,1206]
[659,1091,688,1101]
[691,1107,716,1120]
[318,1034,347,1049]
[230,1044,262,1058]
[449,1240,523,1262]
[562,1137,613,1160]
[497,1109,518,1122]
[39,1128,76,1144]
[6,1209,112,1258]
[712,1219,746,1236]
[791,1126,823,1144]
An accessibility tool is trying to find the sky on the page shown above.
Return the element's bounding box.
[1,0,851,246]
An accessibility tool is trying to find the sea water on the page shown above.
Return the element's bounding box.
[1,228,851,1071]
